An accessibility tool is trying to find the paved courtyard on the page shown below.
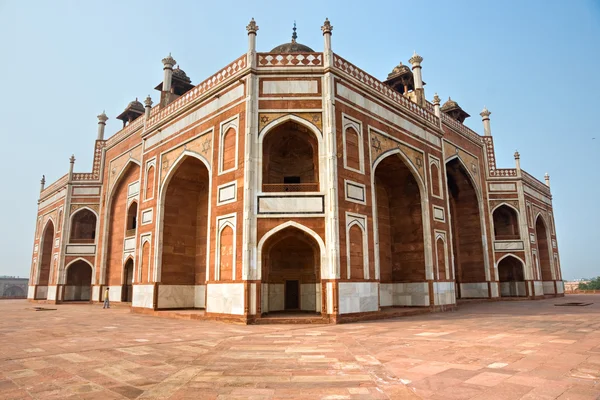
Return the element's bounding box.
[0,296,599,399]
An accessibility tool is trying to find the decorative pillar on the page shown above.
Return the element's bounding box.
[97,111,108,140]
[409,51,424,106]
[161,53,176,106]
[40,175,45,193]
[480,107,492,136]
[514,151,521,177]
[144,95,153,119]
[321,18,333,67]
[68,155,75,182]
[246,18,258,68]
[433,93,441,118]
[544,173,550,188]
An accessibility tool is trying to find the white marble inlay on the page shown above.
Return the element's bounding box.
[542,281,556,295]
[64,285,91,301]
[345,180,366,204]
[47,286,57,301]
[263,80,318,95]
[261,283,269,313]
[39,188,66,209]
[195,285,206,308]
[490,281,500,298]
[494,241,524,251]
[489,183,516,192]
[141,209,153,224]
[433,206,445,222]
[338,282,378,314]
[258,196,324,214]
[524,185,552,205]
[300,283,319,312]
[432,282,456,305]
[337,83,441,146]
[107,286,122,302]
[66,244,96,255]
[35,286,48,300]
[145,85,245,149]
[132,284,154,308]
[34,244,38,253]
[73,187,100,196]
[460,283,489,298]
[500,281,526,297]
[530,233,536,243]
[123,238,136,251]
[217,181,237,205]
[379,284,393,307]
[128,181,140,197]
[157,285,195,308]
[206,283,244,315]
[92,285,100,302]
[533,281,544,296]
[556,281,564,294]
[269,284,284,312]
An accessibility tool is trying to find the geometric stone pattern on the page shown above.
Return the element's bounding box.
[1,297,599,399]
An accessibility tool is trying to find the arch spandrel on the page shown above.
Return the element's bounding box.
[107,145,142,193]
[490,200,520,212]
[443,142,481,189]
[159,133,212,186]
[369,130,425,182]
[70,204,100,215]
[258,112,323,132]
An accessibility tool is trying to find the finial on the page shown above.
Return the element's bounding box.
[321,18,333,35]
[292,21,297,42]
[514,150,520,160]
[409,51,423,65]
[97,110,108,124]
[433,93,441,105]
[480,106,491,119]
[70,154,76,164]
[162,53,176,67]
[41,175,45,185]
[144,95,153,107]
[246,18,259,34]
[544,172,550,186]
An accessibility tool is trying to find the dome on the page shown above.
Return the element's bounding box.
[173,66,191,83]
[270,41,315,53]
[440,97,460,112]
[270,22,314,53]
[126,98,144,113]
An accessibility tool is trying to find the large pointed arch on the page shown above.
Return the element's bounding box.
[445,155,491,297]
[496,254,526,297]
[36,218,56,286]
[492,203,521,240]
[155,150,212,284]
[535,214,554,281]
[100,158,141,285]
[371,148,433,281]
[68,207,99,244]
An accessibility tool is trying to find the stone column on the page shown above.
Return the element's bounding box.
[144,95,153,120]
[40,175,45,193]
[544,173,550,188]
[246,18,258,68]
[68,155,75,182]
[97,111,108,140]
[161,54,176,106]
[409,52,424,106]
[480,107,492,136]
[514,151,521,177]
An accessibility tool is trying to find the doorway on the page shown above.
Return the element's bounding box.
[285,280,299,310]
[122,259,133,302]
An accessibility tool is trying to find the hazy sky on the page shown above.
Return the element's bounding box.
[0,0,598,280]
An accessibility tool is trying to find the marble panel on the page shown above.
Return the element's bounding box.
[107,286,122,302]
[345,181,366,204]
[64,285,91,301]
[35,286,48,300]
[123,238,136,251]
[490,281,499,298]
[250,283,257,315]
[128,181,140,197]
[258,196,324,214]
[494,241,524,251]
[268,284,284,312]
[217,182,237,204]
[556,281,564,294]
[433,282,456,305]
[326,282,333,314]
[460,283,489,298]
[500,281,527,297]
[524,185,552,206]
[542,281,556,295]
[47,286,57,301]
[300,283,317,311]
[141,209,153,224]
[206,283,244,315]
[73,187,100,196]
[157,285,195,308]
[261,283,269,313]
[27,285,35,299]
[339,282,378,314]
[66,245,96,255]
[263,80,318,94]
[489,183,516,192]
[315,283,321,313]
[194,285,206,308]
[92,285,100,302]
[39,188,66,209]
[392,282,429,306]
[433,206,445,222]
[379,284,393,307]
[132,285,154,308]
[533,281,544,296]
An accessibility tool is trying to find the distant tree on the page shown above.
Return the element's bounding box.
[579,277,600,290]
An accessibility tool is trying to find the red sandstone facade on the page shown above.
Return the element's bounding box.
[28,19,563,323]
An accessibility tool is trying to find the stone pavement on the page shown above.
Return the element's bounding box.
[0,296,599,399]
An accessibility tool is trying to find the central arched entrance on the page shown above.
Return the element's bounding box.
[374,151,426,306]
[261,226,321,314]
[446,158,486,298]
[65,260,92,301]
[122,258,133,302]
[160,154,209,308]
[497,255,526,297]
[535,216,552,282]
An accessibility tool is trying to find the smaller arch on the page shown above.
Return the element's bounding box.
[492,203,520,240]
[122,257,134,302]
[217,224,235,281]
[257,221,327,280]
[57,208,63,231]
[435,236,448,280]
[64,259,93,301]
[343,126,363,172]
[69,207,98,244]
[497,254,526,297]
[65,257,94,274]
[145,164,155,200]
[126,201,138,233]
[347,222,365,279]
[219,126,238,173]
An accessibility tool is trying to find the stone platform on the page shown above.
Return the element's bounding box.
[1,295,599,399]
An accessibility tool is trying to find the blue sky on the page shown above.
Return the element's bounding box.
[0,0,598,280]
